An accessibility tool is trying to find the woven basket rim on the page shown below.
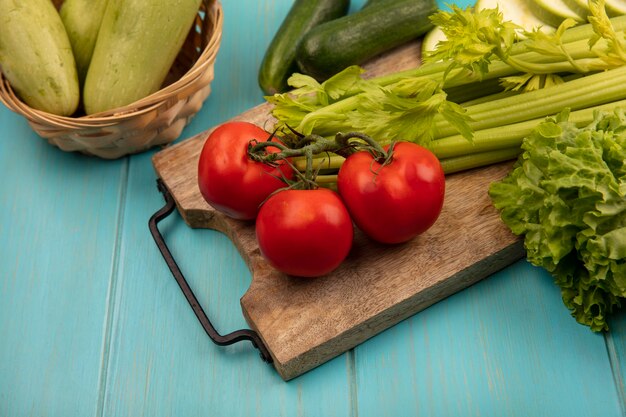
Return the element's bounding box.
[0,0,223,126]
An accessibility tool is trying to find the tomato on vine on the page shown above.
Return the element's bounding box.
[337,141,445,244]
[197,121,293,220]
[255,188,353,278]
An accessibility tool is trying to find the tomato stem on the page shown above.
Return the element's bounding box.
[334,132,391,163]
[247,130,394,183]
[248,134,337,162]
[248,130,386,162]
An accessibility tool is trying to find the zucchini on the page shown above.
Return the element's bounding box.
[83,0,201,115]
[60,0,109,85]
[258,0,349,95]
[295,0,438,81]
[563,0,590,18]
[606,0,626,16]
[0,0,79,116]
[422,26,447,55]
[570,0,625,19]
[477,0,556,32]
[528,0,585,28]
[423,0,557,59]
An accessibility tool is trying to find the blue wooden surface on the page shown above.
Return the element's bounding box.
[1,1,625,416]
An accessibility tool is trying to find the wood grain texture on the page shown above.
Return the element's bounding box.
[152,42,524,378]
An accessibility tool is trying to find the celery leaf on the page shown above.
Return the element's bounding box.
[426,5,518,79]
[588,0,626,65]
[270,67,473,145]
[500,73,564,92]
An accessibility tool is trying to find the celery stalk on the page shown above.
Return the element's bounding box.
[305,148,522,180]
[271,36,626,142]
[314,174,338,184]
[296,97,626,176]
[268,5,626,174]
[439,148,522,174]
[433,66,626,138]
[431,98,626,158]
[445,78,505,104]
[294,155,345,172]
[354,16,626,90]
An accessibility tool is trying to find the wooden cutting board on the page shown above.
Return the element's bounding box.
[152,42,525,380]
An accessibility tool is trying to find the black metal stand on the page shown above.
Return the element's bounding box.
[149,179,272,364]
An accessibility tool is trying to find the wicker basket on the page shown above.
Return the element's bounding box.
[0,0,223,159]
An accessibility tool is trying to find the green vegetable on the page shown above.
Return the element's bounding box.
[604,0,626,15]
[566,0,591,14]
[0,0,79,116]
[528,0,585,28]
[477,0,557,33]
[562,0,591,18]
[83,0,201,114]
[258,0,349,95]
[294,95,626,179]
[267,1,626,173]
[432,65,626,139]
[295,0,437,81]
[430,97,626,158]
[422,26,447,55]
[489,109,626,332]
[60,0,109,85]
[439,147,522,174]
[422,0,559,56]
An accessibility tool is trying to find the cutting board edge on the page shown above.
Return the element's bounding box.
[242,240,526,381]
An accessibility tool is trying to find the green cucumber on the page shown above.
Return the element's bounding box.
[60,0,109,85]
[296,0,438,81]
[422,26,447,55]
[258,0,349,95]
[0,0,79,116]
[83,0,201,115]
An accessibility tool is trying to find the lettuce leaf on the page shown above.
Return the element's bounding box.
[489,109,626,331]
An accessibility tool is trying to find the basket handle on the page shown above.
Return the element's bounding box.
[149,179,273,364]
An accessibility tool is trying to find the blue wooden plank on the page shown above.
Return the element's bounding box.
[0,108,126,416]
[606,309,626,414]
[353,261,623,417]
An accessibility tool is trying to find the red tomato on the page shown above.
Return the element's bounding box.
[337,142,445,244]
[255,189,353,277]
[197,121,292,220]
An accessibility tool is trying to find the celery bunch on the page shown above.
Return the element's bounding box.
[266,0,626,173]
